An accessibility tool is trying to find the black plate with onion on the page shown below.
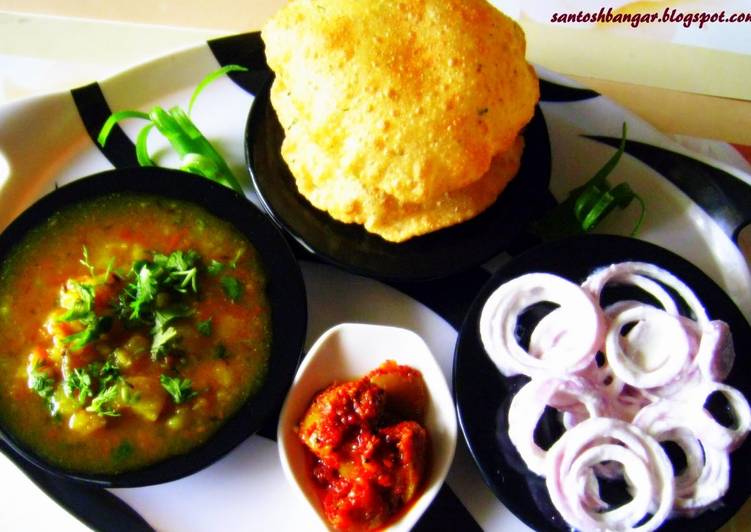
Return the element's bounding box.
[453,234,751,531]
[0,167,307,487]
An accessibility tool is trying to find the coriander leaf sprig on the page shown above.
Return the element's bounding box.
[160,374,198,404]
[98,65,248,193]
[28,362,56,412]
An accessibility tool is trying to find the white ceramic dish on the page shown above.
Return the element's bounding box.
[277,323,458,531]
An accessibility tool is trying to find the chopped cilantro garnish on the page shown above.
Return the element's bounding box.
[154,306,193,331]
[119,251,201,323]
[150,306,193,359]
[197,317,212,336]
[97,360,121,388]
[58,281,95,322]
[154,250,199,293]
[207,260,224,276]
[213,344,227,360]
[86,385,121,417]
[64,361,122,412]
[62,316,113,351]
[57,279,112,351]
[151,326,179,359]
[29,364,55,408]
[220,276,243,302]
[64,367,93,405]
[112,441,134,462]
[130,263,160,319]
[160,374,198,404]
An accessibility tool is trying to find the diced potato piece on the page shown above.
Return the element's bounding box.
[298,380,384,458]
[166,408,190,431]
[123,335,149,357]
[367,361,428,421]
[68,410,107,436]
[212,361,233,389]
[380,420,428,503]
[112,348,133,369]
[122,376,167,422]
[54,388,79,417]
[215,315,244,340]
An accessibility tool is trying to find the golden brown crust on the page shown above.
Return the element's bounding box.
[262,0,538,241]
[301,137,524,243]
[263,0,538,201]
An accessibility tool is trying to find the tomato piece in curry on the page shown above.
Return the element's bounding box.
[297,361,429,531]
[0,194,271,474]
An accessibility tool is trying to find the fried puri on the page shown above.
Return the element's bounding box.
[295,135,524,243]
[262,0,539,241]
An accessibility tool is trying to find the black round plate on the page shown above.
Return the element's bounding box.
[453,234,751,531]
[245,75,552,282]
[0,167,307,487]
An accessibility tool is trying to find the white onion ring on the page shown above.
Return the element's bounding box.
[582,262,709,326]
[545,417,675,532]
[605,303,692,388]
[696,320,735,382]
[694,382,751,451]
[633,403,731,513]
[508,377,603,476]
[479,262,749,529]
[480,273,604,378]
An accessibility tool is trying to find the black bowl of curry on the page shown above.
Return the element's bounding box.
[0,168,307,487]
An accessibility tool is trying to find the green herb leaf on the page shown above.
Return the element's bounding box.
[197,317,212,337]
[136,123,156,166]
[531,122,645,240]
[130,263,159,320]
[29,364,55,403]
[86,385,121,417]
[96,65,246,193]
[207,260,224,276]
[58,280,96,323]
[160,374,198,404]
[97,110,151,147]
[151,325,178,359]
[228,249,244,269]
[220,276,243,302]
[164,250,199,293]
[153,306,193,330]
[58,278,112,350]
[98,360,121,388]
[150,306,193,359]
[213,344,227,360]
[64,367,93,405]
[62,316,113,351]
[188,64,248,114]
[112,441,134,462]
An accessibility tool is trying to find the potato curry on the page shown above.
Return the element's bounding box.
[0,194,271,474]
